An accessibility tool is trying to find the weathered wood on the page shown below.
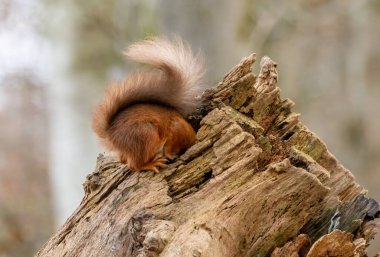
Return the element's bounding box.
[36,54,380,257]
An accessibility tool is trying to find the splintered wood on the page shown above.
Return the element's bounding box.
[36,54,379,257]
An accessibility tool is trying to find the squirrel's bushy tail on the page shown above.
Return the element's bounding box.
[92,37,206,139]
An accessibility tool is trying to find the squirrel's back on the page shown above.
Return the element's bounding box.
[92,37,205,172]
[92,37,205,139]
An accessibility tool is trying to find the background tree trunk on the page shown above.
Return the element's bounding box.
[36,54,379,257]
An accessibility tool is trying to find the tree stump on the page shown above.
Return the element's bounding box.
[36,54,380,257]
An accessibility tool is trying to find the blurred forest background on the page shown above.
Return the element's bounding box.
[0,0,379,256]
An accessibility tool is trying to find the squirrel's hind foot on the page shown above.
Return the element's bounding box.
[141,158,168,174]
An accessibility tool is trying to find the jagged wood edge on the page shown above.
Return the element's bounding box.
[36,53,380,257]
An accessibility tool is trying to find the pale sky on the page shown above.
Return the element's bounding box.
[0,0,53,82]
[0,0,54,112]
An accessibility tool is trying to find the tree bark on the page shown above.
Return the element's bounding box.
[36,54,380,257]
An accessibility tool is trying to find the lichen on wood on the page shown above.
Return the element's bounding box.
[36,53,380,257]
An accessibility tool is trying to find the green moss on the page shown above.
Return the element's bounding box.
[249,227,296,257]
[226,172,252,191]
[223,107,264,136]
[288,130,328,161]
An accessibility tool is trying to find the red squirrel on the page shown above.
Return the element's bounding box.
[92,37,205,173]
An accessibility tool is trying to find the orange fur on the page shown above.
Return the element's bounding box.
[92,37,204,173]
